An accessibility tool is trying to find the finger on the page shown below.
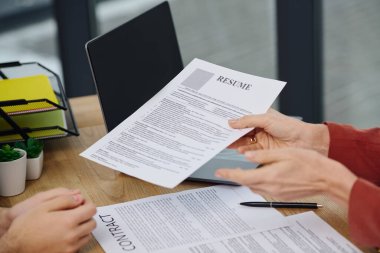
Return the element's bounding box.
[76,218,97,237]
[42,194,84,212]
[215,168,260,186]
[37,188,81,202]
[229,113,269,129]
[236,143,262,154]
[228,139,245,149]
[67,201,97,224]
[9,188,82,219]
[244,149,291,165]
[228,138,252,149]
[228,133,258,150]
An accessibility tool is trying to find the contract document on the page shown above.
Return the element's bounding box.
[93,186,361,253]
[92,186,288,253]
[81,59,286,188]
[178,211,362,253]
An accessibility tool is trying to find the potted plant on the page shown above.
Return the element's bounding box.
[15,138,44,180]
[0,144,27,196]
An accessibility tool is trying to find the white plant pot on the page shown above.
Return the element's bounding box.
[0,148,27,197]
[26,151,44,180]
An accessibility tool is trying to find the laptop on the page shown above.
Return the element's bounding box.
[85,1,257,185]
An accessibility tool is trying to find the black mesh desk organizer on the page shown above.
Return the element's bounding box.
[0,61,79,143]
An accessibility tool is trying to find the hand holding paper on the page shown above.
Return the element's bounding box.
[80,59,286,188]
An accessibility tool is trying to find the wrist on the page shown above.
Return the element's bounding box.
[303,123,330,156]
[324,161,357,208]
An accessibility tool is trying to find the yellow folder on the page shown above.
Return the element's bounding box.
[0,75,59,114]
[0,110,67,142]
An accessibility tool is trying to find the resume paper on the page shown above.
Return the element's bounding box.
[81,59,286,188]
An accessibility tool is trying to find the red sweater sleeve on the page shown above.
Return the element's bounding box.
[349,179,380,247]
[326,122,380,247]
[326,122,380,184]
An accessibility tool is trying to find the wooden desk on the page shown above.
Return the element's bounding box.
[0,95,375,253]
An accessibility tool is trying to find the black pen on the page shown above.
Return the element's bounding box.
[240,201,323,209]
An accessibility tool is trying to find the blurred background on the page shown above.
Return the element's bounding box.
[1,0,379,128]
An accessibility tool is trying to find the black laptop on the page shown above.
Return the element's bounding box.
[85,1,256,185]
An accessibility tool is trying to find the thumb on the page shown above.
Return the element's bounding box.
[41,194,83,212]
[228,114,268,129]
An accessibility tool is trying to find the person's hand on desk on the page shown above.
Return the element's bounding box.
[0,189,96,253]
[216,148,357,207]
[227,109,330,156]
[0,188,81,237]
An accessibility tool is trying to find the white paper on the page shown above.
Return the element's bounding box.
[92,185,288,253]
[175,212,362,253]
[81,58,286,188]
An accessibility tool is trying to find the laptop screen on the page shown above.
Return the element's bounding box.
[86,1,183,132]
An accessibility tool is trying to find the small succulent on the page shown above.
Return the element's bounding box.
[15,138,44,159]
[0,145,22,162]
